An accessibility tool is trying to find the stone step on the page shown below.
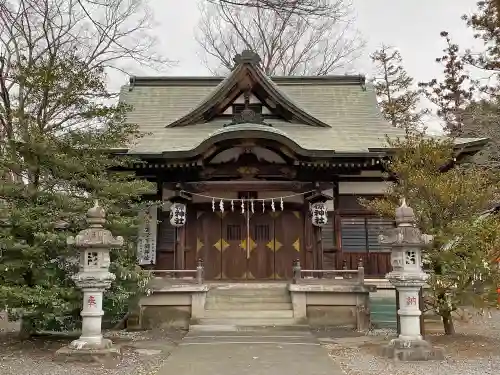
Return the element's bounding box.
[186,330,311,338]
[206,295,291,304]
[196,317,299,326]
[205,302,293,310]
[206,296,290,303]
[203,310,294,319]
[207,288,289,297]
[189,324,239,332]
[189,324,310,332]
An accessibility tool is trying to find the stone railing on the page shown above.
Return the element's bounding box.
[292,259,365,285]
[149,259,205,284]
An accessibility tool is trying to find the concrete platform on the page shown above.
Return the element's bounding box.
[189,324,311,332]
[156,330,343,375]
[54,345,121,363]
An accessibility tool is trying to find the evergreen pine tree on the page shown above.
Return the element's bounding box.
[463,0,500,73]
[370,46,425,134]
[362,134,500,334]
[418,32,474,136]
[0,0,161,333]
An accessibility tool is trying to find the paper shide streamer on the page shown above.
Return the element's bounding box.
[179,190,317,215]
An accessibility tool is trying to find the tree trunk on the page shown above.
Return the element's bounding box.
[442,311,455,335]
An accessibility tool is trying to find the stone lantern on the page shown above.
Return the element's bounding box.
[57,200,123,358]
[378,198,444,361]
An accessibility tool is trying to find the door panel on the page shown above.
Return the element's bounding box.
[274,210,305,279]
[198,211,222,279]
[184,210,198,270]
[221,211,247,279]
[199,208,306,280]
[248,212,275,279]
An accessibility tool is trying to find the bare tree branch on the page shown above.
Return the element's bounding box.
[211,0,335,17]
[196,0,364,76]
[0,0,170,140]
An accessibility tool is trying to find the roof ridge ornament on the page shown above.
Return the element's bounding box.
[233,50,262,69]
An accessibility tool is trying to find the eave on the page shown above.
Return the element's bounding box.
[368,137,490,158]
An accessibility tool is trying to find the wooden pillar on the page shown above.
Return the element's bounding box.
[152,181,162,268]
[303,203,314,270]
[178,224,186,269]
[165,187,191,271]
[332,180,341,270]
[315,226,323,271]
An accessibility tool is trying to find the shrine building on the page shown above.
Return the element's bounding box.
[119,50,486,281]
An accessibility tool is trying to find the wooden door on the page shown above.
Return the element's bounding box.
[221,211,247,279]
[197,211,222,279]
[274,210,305,279]
[247,212,275,279]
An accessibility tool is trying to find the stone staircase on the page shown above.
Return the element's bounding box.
[190,283,304,331]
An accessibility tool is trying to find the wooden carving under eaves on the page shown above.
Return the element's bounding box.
[225,89,270,127]
[237,166,259,179]
[166,50,331,128]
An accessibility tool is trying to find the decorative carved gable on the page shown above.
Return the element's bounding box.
[166,50,330,128]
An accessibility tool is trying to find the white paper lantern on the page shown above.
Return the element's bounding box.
[311,202,328,227]
[170,202,187,227]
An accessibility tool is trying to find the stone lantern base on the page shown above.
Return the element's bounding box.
[382,338,445,361]
[55,339,121,363]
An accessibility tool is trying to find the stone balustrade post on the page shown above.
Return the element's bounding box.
[292,259,301,283]
[196,258,204,284]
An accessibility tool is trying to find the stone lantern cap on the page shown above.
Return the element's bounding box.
[379,198,434,246]
[395,198,416,226]
[67,200,124,249]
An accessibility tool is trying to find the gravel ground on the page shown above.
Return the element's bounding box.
[2,309,500,375]
[0,320,186,375]
[325,309,500,375]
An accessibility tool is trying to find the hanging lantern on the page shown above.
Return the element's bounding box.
[170,202,187,227]
[306,190,332,228]
[310,201,328,227]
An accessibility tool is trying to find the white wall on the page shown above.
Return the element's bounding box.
[339,181,390,195]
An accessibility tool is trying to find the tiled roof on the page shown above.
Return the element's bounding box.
[120,76,486,155]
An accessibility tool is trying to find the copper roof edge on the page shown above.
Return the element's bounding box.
[127,75,366,87]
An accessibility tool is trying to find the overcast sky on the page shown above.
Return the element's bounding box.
[127,0,482,132]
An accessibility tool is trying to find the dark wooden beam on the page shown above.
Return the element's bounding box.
[333,180,340,210]
[184,180,314,192]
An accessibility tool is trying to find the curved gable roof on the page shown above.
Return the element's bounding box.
[166,50,331,128]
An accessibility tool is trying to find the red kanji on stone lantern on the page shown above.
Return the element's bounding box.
[406,296,417,306]
[87,295,96,308]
